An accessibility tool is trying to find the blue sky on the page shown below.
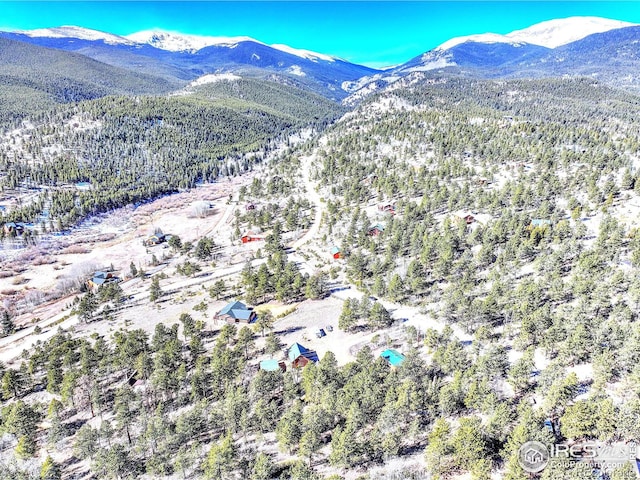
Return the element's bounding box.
[1,1,640,67]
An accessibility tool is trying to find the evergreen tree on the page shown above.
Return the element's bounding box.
[149,276,162,303]
[205,433,236,479]
[251,452,274,480]
[40,456,62,480]
[0,310,15,337]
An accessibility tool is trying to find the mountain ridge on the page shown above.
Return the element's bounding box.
[10,25,342,63]
[5,16,640,106]
[0,26,377,101]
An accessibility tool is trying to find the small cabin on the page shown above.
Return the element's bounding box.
[529,219,552,229]
[378,204,395,215]
[145,232,167,246]
[87,271,120,290]
[330,246,341,260]
[368,224,385,237]
[259,359,287,372]
[3,222,25,236]
[241,231,264,244]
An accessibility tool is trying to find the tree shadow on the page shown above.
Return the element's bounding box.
[273,326,304,335]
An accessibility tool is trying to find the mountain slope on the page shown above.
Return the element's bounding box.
[398,42,550,75]
[511,25,640,90]
[1,32,194,81]
[0,37,179,124]
[188,76,345,123]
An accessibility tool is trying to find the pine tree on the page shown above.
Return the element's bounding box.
[2,368,22,399]
[129,261,138,278]
[41,455,62,480]
[149,276,162,303]
[338,298,357,332]
[253,311,274,337]
[0,310,15,337]
[77,291,98,323]
[74,424,99,460]
[205,433,236,479]
[251,452,274,480]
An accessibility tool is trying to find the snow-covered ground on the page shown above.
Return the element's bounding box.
[188,73,241,87]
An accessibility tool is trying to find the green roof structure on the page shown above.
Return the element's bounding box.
[380,348,405,367]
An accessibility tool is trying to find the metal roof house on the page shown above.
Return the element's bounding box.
[145,232,167,246]
[380,348,406,367]
[530,219,552,227]
[288,342,319,368]
[87,271,120,290]
[214,300,257,324]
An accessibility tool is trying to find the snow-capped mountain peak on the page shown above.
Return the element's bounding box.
[13,26,134,45]
[436,33,525,51]
[506,16,636,48]
[125,30,258,52]
[436,16,637,51]
[269,44,337,63]
[125,30,338,61]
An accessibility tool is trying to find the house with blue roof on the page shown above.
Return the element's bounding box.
[288,342,319,368]
[380,348,405,367]
[259,359,286,372]
[87,271,120,290]
[145,232,167,246]
[3,222,25,236]
[215,300,257,324]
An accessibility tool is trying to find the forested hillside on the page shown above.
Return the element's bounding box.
[0,38,180,124]
[0,78,343,232]
[225,74,640,478]
[291,74,640,478]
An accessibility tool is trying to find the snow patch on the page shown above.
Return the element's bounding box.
[341,73,385,93]
[287,65,306,77]
[437,33,523,51]
[270,43,337,62]
[405,58,456,72]
[189,73,241,87]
